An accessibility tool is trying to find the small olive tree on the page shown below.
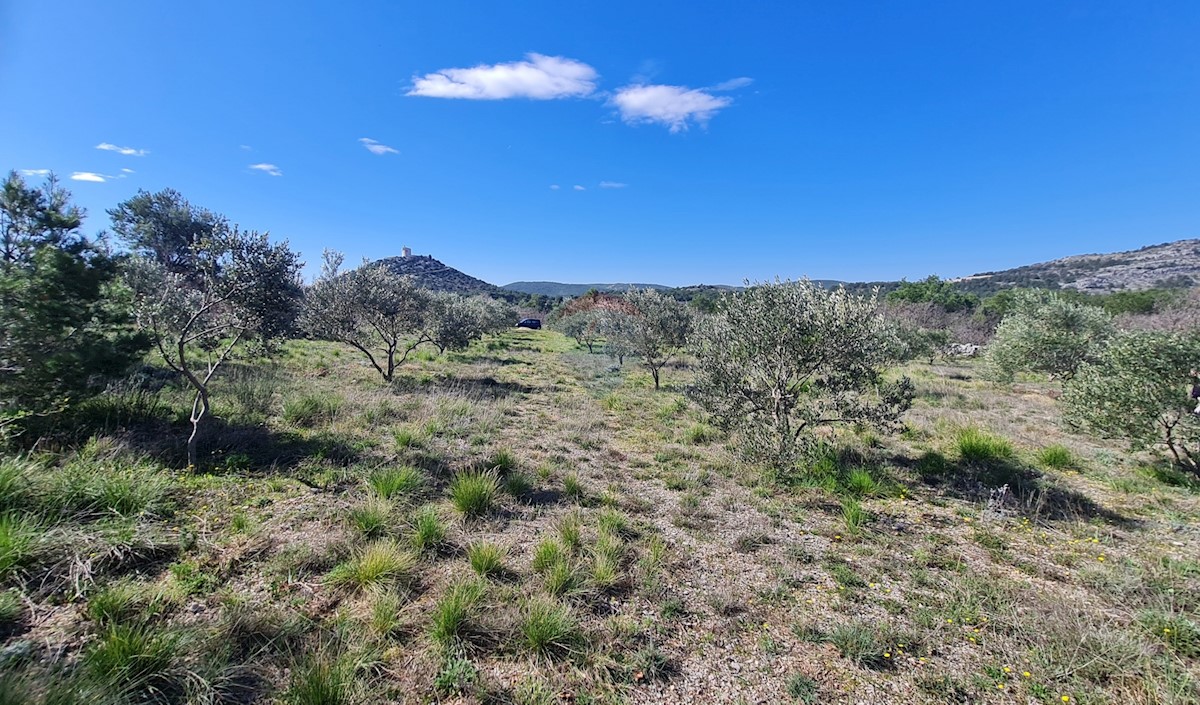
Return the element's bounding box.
[1062,331,1200,475]
[557,309,603,353]
[690,279,914,467]
[301,252,431,382]
[610,288,692,389]
[425,292,513,354]
[116,190,302,467]
[984,290,1114,382]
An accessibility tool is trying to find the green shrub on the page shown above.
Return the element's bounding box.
[429,580,485,648]
[367,466,423,500]
[518,599,583,657]
[282,393,342,426]
[467,542,505,578]
[409,506,448,554]
[327,540,418,592]
[348,498,393,539]
[1037,444,1075,469]
[955,428,1014,464]
[449,471,500,518]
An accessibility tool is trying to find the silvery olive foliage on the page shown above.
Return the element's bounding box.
[556,309,603,353]
[609,288,692,389]
[984,290,1115,382]
[117,190,303,467]
[1062,331,1200,474]
[689,279,914,467]
[302,250,512,381]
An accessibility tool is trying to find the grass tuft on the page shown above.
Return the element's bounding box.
[449,470,501,518]
[367,466,423,500]
[348,497,393,539]
[0,513,38,580]
[409,506,448,554]
[466,542,505,578]
[955,427,1015,464]
[429,580,485,648]
[1037,444,1075,469]
[517,599,583,658]
[327,540,418,592]
[282,393,343,426]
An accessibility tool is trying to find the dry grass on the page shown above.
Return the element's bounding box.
[0,333,1197,704]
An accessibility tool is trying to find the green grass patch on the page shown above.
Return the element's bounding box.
[466,542,506,578]
[327,540,418,592]
[449,470,500,518]
[367,466,423,500]
[282,392,343,426]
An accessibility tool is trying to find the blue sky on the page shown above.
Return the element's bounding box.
[2,1,1198,286]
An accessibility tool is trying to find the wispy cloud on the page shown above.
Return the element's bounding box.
[71,172,110,183]
[710,76,753,91]
[96,142,148,156]
[573,185,586,191]
[20,169,50,177]
[249,163,283,177]
[611,84,732,132]
[549,184,560,190]
[599,181,627,189]
[239,144,253,151]
[359,137,399,155]
[408,53,598,100]
[121,168,135,174]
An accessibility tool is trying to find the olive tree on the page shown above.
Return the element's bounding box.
[115,190,302,467]
[984,290,1114,382]
[425,292,513,354]
[1062,331,1200,475]
[690,279,914,467]
[1,172,146,431]
[301,253,431,382]
[557,309,603,353]
[610,288,692,389]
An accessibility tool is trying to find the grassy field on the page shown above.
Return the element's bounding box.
[1,329,1198,704]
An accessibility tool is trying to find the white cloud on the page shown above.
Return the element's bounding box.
[121,168,135,174]
[599,181,627,189]
[359,137,399,155]
[71,172,109,183]
[549,184,560,190]
[611,84,733,132]
[239,144,253,151]
[249,163,282,176]
[408,53,597,100]
[711,76,753,91]
[20,169,49,176]
[573,185,586,191]
[96,142,148,156]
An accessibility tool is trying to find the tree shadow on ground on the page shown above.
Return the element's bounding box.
[896,450,1138,526]
[391,375,535,399]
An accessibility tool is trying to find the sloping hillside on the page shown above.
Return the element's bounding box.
[502,281,672,297]
[373,254,500,295]
[955,239,1200,294]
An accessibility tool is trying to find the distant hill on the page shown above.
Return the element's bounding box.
[373,254,500,295]
[952,239,1200,294]
[502,281,673,297]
